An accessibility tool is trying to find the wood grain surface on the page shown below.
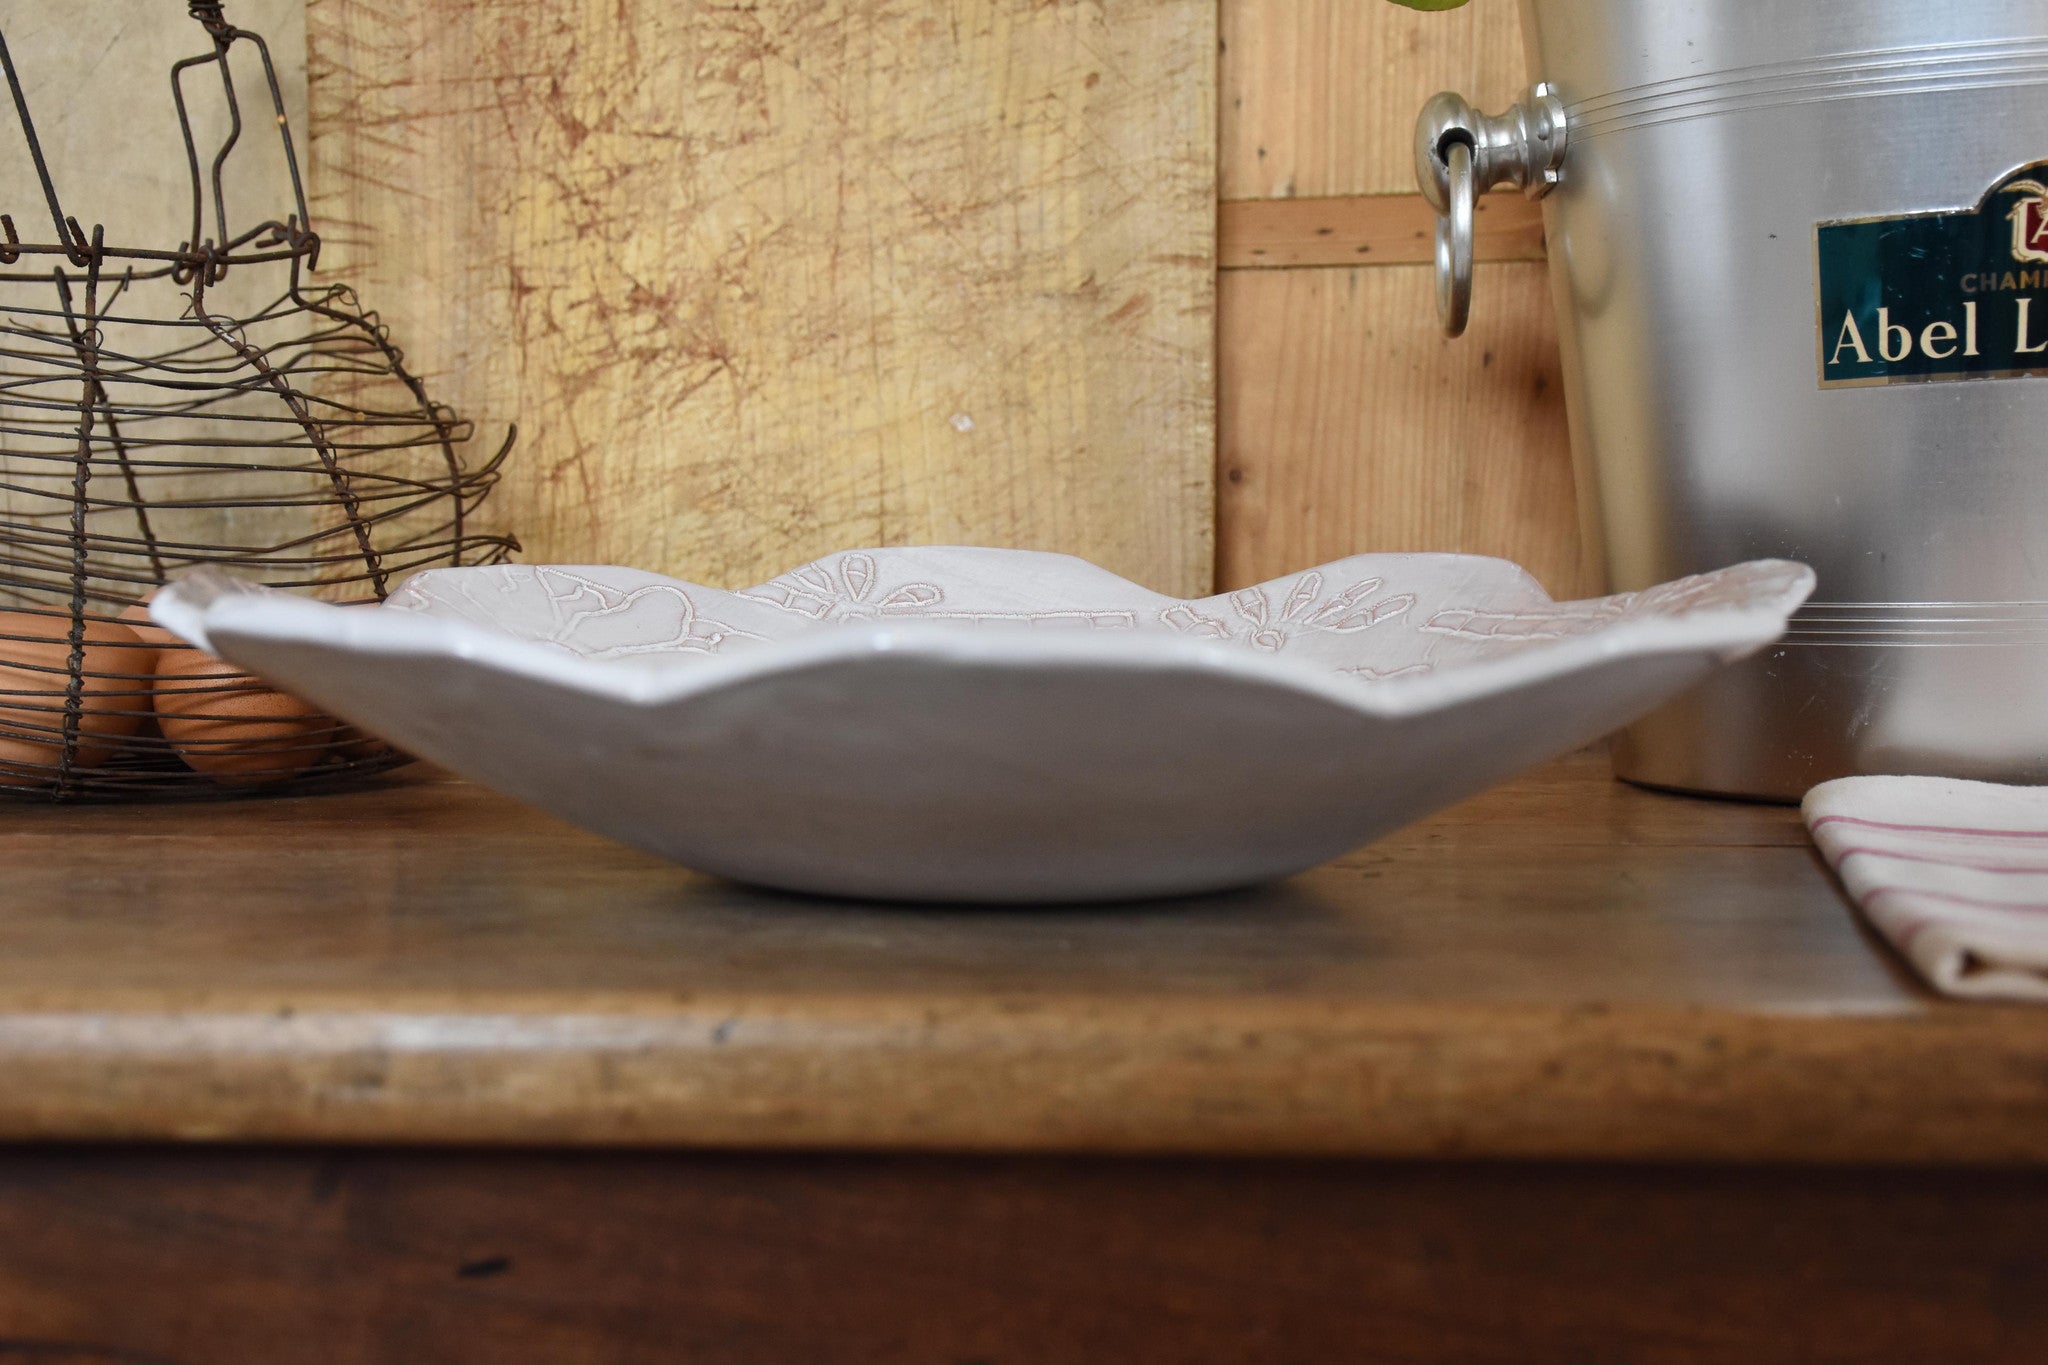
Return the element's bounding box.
[305,0,1215,596]
[1212,0,1580,598]
[0,753,2042,1162]
[1220,192,1546,269]
[3,1147,2045,1364]
[299,0,1571,604]
[1219,0,1527,201]
[1217,262,1587,596]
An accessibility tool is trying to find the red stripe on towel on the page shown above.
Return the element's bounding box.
[1835,846,2048,874]
[1811,814,2048,840]
[1865,884,2048,915]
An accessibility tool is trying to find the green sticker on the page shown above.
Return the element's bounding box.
[1817,162,2048,388]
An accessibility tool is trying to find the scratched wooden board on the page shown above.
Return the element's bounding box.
[305,0,1214,596]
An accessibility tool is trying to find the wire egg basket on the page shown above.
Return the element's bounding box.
[0,2,516,799]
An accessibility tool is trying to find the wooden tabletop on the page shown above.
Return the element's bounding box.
[2,751,2044,1164]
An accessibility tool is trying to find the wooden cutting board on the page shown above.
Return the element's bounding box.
[306,0,1215,595]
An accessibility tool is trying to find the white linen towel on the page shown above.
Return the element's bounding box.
[1804,776,2048,1000]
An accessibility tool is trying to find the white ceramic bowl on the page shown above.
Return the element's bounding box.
[153,548,1813,902]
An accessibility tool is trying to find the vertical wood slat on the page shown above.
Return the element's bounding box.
[1214,0,1583,599]
[1218,263,1587,599]
[1219,0,1528,201]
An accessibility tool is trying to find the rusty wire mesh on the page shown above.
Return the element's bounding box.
[0,1,516,798]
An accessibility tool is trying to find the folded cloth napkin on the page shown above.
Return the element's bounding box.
[1805,777,2048,1001]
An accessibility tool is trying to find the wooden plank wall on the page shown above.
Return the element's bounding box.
[1214,0,1589,598]
[306,0,1216,599]
[294,0,1583,601]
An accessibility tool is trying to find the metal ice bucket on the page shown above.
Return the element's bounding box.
[1418,0,2048,798]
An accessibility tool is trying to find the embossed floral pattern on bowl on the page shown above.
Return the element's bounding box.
[154,548,1813,902]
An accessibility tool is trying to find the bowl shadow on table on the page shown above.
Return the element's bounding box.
[661,874,1387,995]
[700,861,1390,938]
[710,873,1358,924]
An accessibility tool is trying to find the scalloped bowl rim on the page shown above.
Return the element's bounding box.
[153,550,1817,722]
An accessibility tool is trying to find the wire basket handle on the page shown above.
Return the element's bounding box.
[0,3,318,281]
[0,30,92,265]
[172,1,317,281]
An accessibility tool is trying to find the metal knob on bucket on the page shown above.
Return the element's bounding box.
[1414,0,2048,800]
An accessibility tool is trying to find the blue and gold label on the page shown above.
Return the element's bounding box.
[1817,162,2048,388]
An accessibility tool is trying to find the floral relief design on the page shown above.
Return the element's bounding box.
[745,552,1139,628]
[1420,601,1623,642]
[1342,661,1437,682]
[741,553,946,622]
[389,566,757,659]
[372,553,1807,685]
[1159,572,1415,652]
[1420,562,1811,643]
[1618,563,1816,618]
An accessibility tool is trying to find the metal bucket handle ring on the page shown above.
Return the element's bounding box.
[1435,141,1475,336]
[1414,84,1569,337]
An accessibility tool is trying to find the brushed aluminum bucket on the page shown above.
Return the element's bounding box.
[1418,0,2048,799]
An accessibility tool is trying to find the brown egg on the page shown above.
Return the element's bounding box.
[0,609,154,774]
[128,590,397,782]
[117,599,178,747]
[118,598,182,653]
[150,649,334,785]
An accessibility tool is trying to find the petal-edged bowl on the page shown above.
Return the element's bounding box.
[152,549,1813,902]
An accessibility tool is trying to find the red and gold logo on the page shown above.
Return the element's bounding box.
[2004,178,2048,263]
